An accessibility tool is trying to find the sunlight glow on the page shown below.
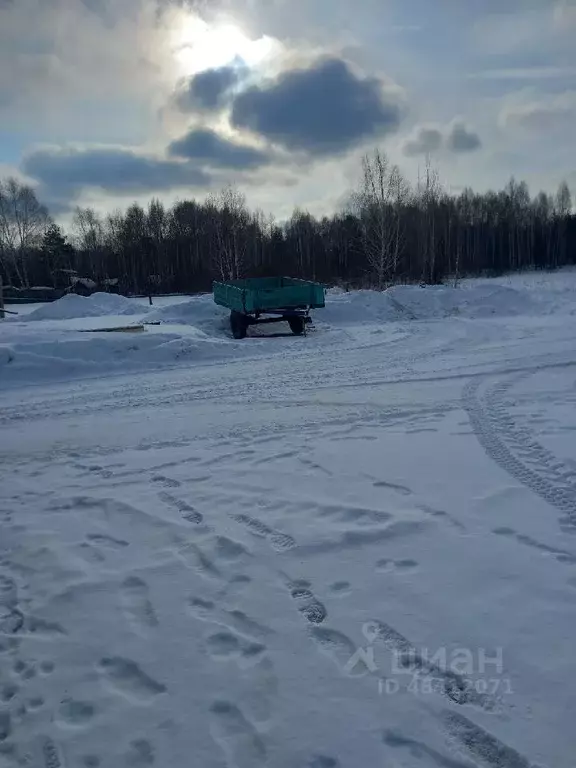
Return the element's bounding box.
[173,14,275,77]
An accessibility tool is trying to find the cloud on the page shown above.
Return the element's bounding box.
[471,3,576,58]
[500,92,576,133]
[553,0,576,30]
[446,120,482,153]
[79,0,115,24]
[230,56,404,155]
[44,198,77,217]
[466,66,576,81]
[22,145,210,198]
[3,0,571,219]
[403,125,443,157]
[402,120,481,156]
[0,0,182,137]
[175,64,244,112]
[168,128,270,169]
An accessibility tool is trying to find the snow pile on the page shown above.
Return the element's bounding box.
[22,292,143,321]
[387,283,540,320]
[320,283,538,327]
[0,330,259,386]
[146,295,229,332]
[10,281,543,332]
[321,290,399,326]
[464,269,576,315]
[2,271,575,389]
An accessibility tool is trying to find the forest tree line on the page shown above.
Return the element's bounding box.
[0,151,574,296]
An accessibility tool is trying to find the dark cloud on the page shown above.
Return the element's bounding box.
[446,120,482,153]
[230,56,403,155]
[168,128,270,169]
[175,65,244,112]
[402,120,482,156]
[22,146,210,197]
[402,125,443,157]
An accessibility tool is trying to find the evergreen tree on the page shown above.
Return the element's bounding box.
[40,224,74,286]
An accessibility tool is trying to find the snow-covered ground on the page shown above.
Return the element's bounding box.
[1,271,576,767]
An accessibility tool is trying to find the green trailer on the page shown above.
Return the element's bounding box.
[213,277,325,339]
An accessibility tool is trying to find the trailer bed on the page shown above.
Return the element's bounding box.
[213,277,325,338]
[213,277,325,315]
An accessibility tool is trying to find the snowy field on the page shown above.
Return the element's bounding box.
[1,271,576,767]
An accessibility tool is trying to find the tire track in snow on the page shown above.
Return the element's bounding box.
[490,374,576,496]
[463,376,576,531]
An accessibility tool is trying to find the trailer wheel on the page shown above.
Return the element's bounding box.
[288,316,305,335]
[230,311,248,339]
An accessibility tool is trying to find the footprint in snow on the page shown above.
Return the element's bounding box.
[40,736,64,768]
[159,491,203,524]
[188,597,273,643]
[231,513,296,552]
[124,739,156,766]
[210,700,266,768]
[205,629,266,666]
[286,578,327,625]
[120,576,159,632]
[151,475,181,489]
[57,698,96,728]
[97,657,166,703]
[328,581,351,596]
[307,757,340,768]
[213,536,249,562]
[309,626,370,677]
[177,542,221,580]
[242,656,278,725]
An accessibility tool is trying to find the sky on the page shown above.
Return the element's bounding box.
[1,0,575,223]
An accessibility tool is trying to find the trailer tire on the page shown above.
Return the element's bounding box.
[230,311,248,339]
[288,316,305,335]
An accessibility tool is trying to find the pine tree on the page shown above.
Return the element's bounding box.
[40,224,74,286]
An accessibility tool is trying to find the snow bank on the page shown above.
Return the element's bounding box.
[321,290,399,326]
[146,295,229,332]
[22,292,143,321]
[319,283,538,328]
[387,283,539,320]
[2,271,574,389]
[14,281,542,331]
[0,330,256,386]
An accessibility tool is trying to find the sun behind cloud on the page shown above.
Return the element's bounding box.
[172,12,276,76]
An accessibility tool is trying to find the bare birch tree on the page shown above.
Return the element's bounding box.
[72,207,106,278]
[210,185,249,281]
[0,178,50,287]
[416,156,442,283]
[355,149,408,288]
